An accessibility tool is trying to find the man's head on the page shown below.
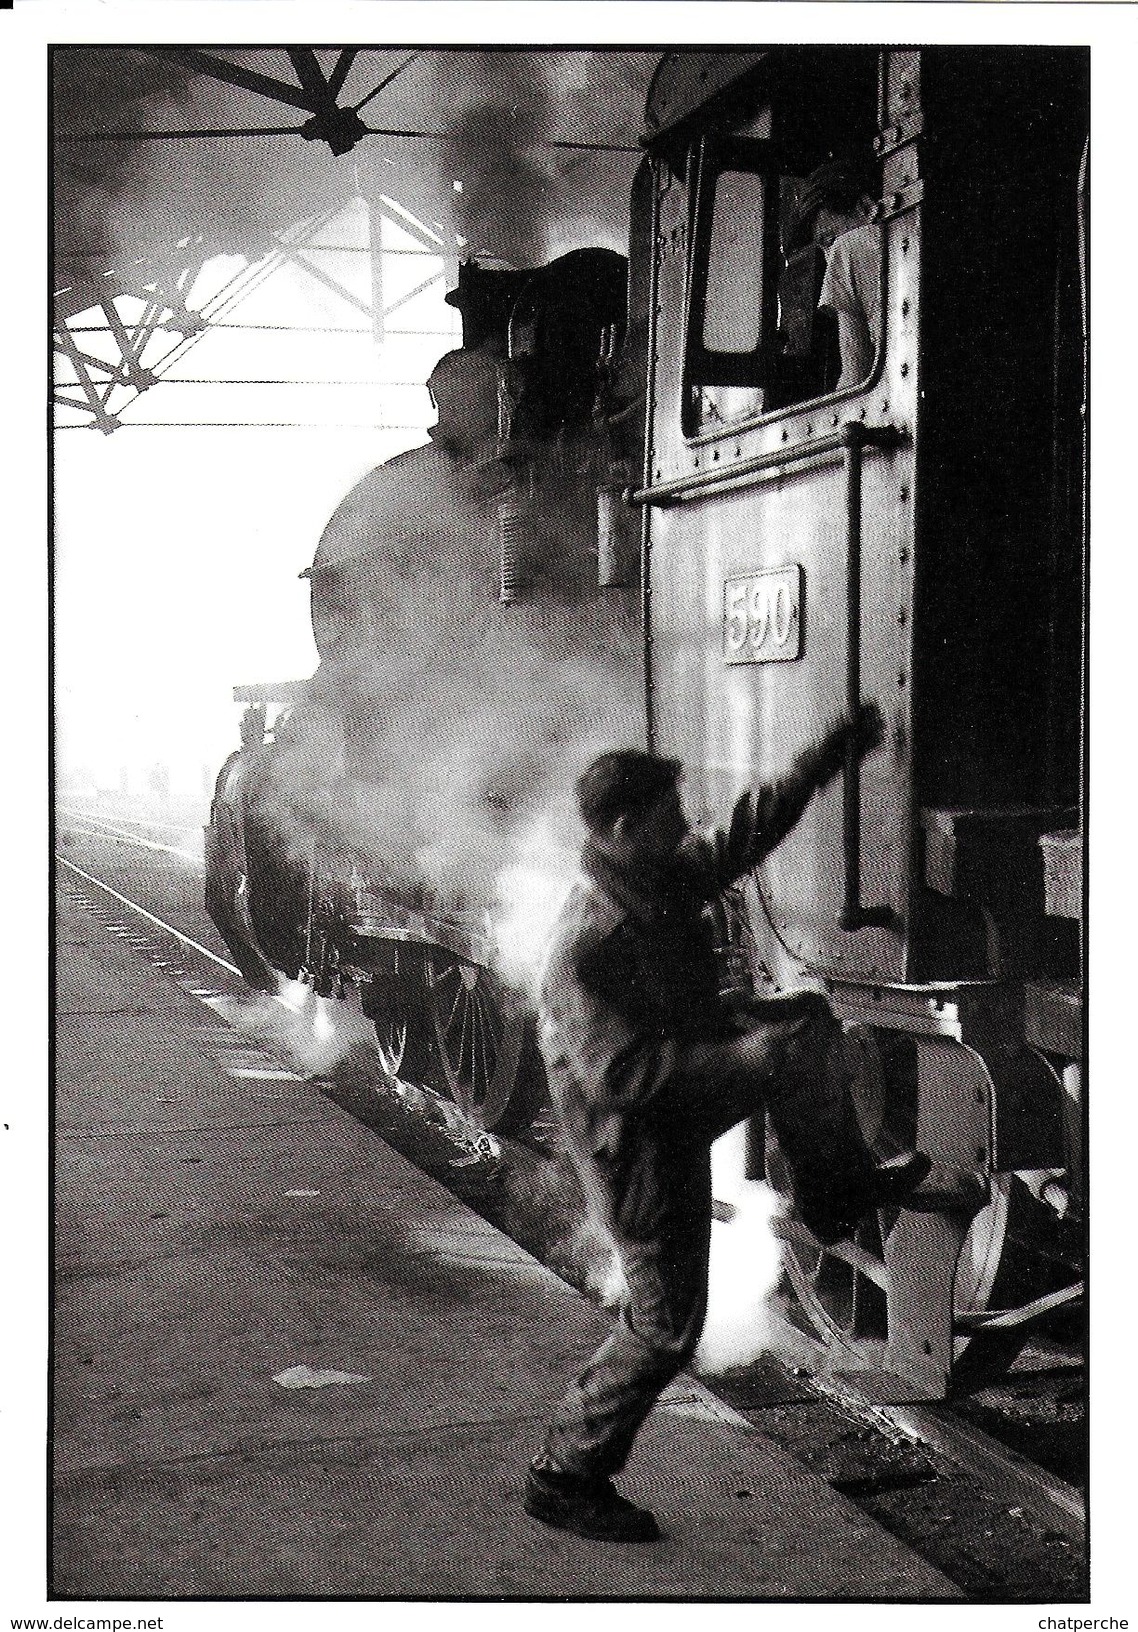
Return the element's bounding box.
[788,158,876,254]
[575,749,688,862]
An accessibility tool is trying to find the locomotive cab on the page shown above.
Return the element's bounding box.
[636,47,1087,1395]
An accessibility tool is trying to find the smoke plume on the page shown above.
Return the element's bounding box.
[55,48,651,291]
[55,49,375,290]
[251,432,643,993]
[54,50,197,279]
[426,51,652,264]
[696,1182,790,1374]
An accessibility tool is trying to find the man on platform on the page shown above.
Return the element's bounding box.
[524,705,930,1543]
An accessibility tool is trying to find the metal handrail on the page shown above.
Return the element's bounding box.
[632,422,860,508]
[840,422,904,931]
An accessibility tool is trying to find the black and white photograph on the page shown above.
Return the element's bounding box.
[5,0,1132,1614]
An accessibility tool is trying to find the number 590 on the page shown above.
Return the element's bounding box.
[723,567,802,665]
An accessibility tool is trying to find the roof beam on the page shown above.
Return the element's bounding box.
[327,49,359,102]
[139,47,315,112]
[286,48,337,114]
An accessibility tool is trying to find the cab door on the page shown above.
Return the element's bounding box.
[641,52,920,987]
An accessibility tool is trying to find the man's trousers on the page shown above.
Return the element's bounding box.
[539,990,871,1480]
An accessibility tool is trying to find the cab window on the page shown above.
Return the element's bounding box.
[701,170,769,354]
[682,55,882,434]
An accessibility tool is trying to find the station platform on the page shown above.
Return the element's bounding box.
[53,881,958,1600]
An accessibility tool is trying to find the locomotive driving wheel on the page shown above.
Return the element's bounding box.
[359,948,432,1085]
[374,1016,409,1079]
[771,1156,1021,1380]
[425,950,526,1132]
[767,1027,1047,1391]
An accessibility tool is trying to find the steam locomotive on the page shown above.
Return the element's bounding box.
[207,46,1087,1398]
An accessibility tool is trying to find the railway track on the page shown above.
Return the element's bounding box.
[58,803,205,865]
[712,1345,1085,1599]
[54,810,1087,1598]
[836,1380,1083,1537]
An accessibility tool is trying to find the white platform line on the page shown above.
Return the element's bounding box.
[59,810,203,867]
[57,857,242,979]
[227,1068,304,1082]
[62,808,202,838]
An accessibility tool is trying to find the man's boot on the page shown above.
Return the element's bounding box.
[524,1458,661,1543]
[770,1020,930,1246]
[794,1150,932,1246]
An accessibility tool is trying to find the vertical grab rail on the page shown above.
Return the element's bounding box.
[840,422,902,932]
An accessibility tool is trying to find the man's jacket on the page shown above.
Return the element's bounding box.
[537,725,852,1178]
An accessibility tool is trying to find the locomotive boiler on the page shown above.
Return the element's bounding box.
[207,44,1087,1399]
[206,244,647,1133]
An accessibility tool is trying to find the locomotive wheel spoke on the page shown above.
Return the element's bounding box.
[478,1007,491,1091]
[456,989,471,1071]
[375,1017,408,1078]
[425,950,525,1130]
[363,952,433,1086]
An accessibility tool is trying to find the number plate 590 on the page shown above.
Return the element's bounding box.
[723,566,803,665]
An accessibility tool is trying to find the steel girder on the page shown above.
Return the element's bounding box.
[53,197,459,433]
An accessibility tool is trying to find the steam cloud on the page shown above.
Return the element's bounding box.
[54,49,651,288]
[252,434,643,993]
[696,1183,790,1374]
[55,47,653,986]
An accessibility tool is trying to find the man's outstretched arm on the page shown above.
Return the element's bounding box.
[701,700,884,892]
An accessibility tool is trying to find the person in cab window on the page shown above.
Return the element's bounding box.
[790,159,883,392]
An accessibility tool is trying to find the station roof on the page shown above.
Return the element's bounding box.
[53,48,660,435]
